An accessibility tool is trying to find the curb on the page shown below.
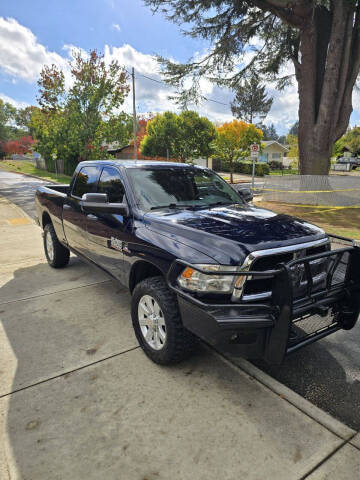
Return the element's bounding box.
[210,347,357,441]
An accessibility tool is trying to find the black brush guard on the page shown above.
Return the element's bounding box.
[167,235,360,365]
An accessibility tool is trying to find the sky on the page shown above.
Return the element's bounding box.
[1,0,360,135]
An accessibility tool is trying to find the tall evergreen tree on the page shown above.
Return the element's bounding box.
[146,0,360,175]
[231,76,273,124]
[258,123,279,141]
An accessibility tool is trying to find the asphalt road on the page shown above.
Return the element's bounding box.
[1,169,359,430]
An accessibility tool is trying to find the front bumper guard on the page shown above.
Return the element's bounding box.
[167,236,360,365]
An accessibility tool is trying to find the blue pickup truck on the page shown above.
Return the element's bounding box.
[35,160,360,365]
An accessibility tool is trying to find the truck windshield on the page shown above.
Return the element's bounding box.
[127,167,243,211]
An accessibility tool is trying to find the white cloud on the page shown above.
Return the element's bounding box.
[0,17,68,83]
[0,17,299,132]
[265,85,299,132]
[112,23,121,32]
[0,92,29,109]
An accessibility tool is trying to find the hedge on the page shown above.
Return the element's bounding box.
[212,159,270,176]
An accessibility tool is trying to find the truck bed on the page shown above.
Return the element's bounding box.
[39,184,70,195]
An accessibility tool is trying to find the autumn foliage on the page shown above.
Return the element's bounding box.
[214,120,263,183]
[1,136,36,156]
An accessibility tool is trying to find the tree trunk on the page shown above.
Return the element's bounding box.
[229,156,234,184]
[296,2,359,175]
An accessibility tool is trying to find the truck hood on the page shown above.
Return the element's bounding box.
[144,203,327,265]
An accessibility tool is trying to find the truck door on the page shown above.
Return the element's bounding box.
[63,165,100,255]
[84,166,131,283]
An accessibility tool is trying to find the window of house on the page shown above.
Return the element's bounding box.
[72,166,100,198]
[272,153,281,159]
[97,167,125,203]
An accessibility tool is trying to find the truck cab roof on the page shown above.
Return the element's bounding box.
[77,159,204,169]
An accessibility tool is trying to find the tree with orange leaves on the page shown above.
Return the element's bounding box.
[213,120,263,183]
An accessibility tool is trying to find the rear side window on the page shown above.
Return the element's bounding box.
[97,167,125,203]
[72,167,99,198]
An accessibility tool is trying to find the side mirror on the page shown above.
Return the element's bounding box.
[82,193,108,203]
[80,193,129,216]
[237,187,253,203]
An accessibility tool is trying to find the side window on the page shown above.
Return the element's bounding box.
[72,167,99,198]
[97,167,125,203]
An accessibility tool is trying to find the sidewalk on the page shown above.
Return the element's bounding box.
[219,171,263,183]
[0,195,359,479]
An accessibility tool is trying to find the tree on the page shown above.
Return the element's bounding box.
[146,0,360,175]
[103,112,133,148]
[35,49,129,170]
[15,106,39,135]
[286,133,299,158]
[141,111,179,159]
[258,123,279,141]
[1,136,36,156]
[289,121,299,136]
[231,76,273,123]
[140,110,217,162]
[213,120,263,183]
[0,99,16,141]
[333,126,360,156]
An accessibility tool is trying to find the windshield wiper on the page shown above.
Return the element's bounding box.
[150,203,195,210]
[206,201,234,208]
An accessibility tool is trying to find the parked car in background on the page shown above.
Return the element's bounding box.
[336,155,360,170]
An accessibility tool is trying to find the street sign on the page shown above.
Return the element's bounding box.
[250,143,259,158]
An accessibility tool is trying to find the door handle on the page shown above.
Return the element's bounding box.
[87,214,98,220]
[63,204,71,210]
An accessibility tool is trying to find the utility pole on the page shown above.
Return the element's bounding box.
[131,67,137,160]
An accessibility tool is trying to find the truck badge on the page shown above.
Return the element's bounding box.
[110,237,123,251]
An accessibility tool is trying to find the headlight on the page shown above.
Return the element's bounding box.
[177,264,239,293]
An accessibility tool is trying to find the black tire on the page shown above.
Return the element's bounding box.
[131,276,197,364]
[43,223,70,268]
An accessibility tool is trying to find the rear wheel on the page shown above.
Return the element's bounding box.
[43,223,70,268]
[131,276,197,364]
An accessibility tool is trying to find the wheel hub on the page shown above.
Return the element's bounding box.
[46,231,54,261]
[138,295,166,350]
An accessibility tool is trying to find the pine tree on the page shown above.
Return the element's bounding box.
[231,76,273,124]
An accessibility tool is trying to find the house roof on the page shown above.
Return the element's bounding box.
[103,142,131,152]
[262,140,289,152]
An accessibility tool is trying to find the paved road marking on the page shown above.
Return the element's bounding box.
[7,217,32,226]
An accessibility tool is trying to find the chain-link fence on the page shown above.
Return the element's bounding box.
[259,175,360,206]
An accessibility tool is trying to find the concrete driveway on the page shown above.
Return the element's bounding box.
[0,174,360,479]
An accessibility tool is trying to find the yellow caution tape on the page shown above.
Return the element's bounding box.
[260,187,360,193]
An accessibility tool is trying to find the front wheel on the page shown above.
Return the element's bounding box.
[131,276,197,364]
[43,223,70,268]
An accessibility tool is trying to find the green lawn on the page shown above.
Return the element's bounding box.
[269,169,299,175]
[259,201,360,240]
[0,160,71,184]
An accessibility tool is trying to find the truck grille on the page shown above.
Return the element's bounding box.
[241,240,330,302]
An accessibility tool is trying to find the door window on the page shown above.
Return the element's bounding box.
[97,167,125,203]
[72,167,99,198]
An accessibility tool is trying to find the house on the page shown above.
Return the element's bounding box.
[258,141,289,163]
[105,143,179,162]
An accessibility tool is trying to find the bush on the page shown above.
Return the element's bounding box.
[234,161,270,176]
[268,160,283,170]
[211,159,270,176]
[290,159,299,170]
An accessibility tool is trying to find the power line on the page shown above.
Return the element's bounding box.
[126,68,232,110]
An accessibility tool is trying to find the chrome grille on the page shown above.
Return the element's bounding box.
[237,239,331,302]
